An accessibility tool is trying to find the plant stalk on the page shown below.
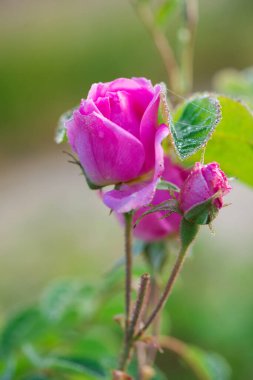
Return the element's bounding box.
[124,212,133,329]
[130,0,181,94]
[135,247,188,340]
[118,273,150,371]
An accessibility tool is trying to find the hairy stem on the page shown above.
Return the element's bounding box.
[130,0,181,94]
[146,277,161,366]
[180,0,198,94]
[124,212,133,328]
[135,247,188,340]
[119,273,150,371]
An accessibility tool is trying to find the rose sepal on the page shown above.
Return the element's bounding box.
[183,190,222,225]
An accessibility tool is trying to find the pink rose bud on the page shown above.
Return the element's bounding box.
[180,162,232,224]
[132,158,190,242]
[66,77,169,213]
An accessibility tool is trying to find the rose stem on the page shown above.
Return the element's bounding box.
[134,247,188,341]
[129,0,181,95]
[180,0,198,94]
[135,219,199,340]
[119,273,150,371]
[124,212,133,329]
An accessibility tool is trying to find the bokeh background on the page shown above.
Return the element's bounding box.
[1,0,253,378]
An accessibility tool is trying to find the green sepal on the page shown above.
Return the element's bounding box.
[134,199,181,228]
[64,152,103,190]
[156,180,180,192]
[184,192,221,225]
[180,218,199,252]
[55,108,77,144]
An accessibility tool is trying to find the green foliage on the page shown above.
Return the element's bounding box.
[0,278,116,379]
[170,91,253,188]
[23,345,107,379]
[40,279,96,323]
[171,95,221,159]
[55,109,74,144]
[203,96,253,187]
[0,270,231,379]
[184,346,231,380]
[213,67,253,108]
[0,308,46,356]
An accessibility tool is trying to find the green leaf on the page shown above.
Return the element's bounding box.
[171,95,221,159]
[40,279,97,323]
[156,180,180,192]
[55,108,76,144]
[23,345,107,379]
[202,96,253,187]
[213,67,253,109]
[0,356,16,380]
[0,308,45,355]
[185,347,231,380]
[40,279,82,323]
[48,356,107,378]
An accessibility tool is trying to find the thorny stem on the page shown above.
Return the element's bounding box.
[119,273,151,371]
[130,0,181,94]
[135,247,189,340]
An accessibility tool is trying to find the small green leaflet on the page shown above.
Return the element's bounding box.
[55,107,77,144]
[157,180,180,192]
[170,94,221,159]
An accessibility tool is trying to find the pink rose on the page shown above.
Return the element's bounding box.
[66,77,169,213]
[180,162,231,218]
[133,158,190,242]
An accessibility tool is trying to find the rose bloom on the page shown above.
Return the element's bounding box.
[66,77,169,213]
[117,158,189,242]
[180,162,231,214]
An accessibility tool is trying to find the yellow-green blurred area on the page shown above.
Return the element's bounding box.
[1,0,253,378]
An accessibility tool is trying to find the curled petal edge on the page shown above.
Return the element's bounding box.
[103,124,169,213]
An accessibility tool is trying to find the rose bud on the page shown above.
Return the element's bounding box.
[131,158,189,242]
[179,162,232,224]
[66,77,169,213]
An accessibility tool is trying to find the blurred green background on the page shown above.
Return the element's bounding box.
[1,0,253,379]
